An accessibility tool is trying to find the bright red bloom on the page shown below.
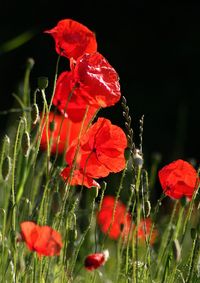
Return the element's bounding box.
[158,159,199,200]
[61,118,127,188]
[137,218,158,245]
[20,221,62,257]
[52,53,121,121]
[61,166,100,188]
[52,71,98,122]
[72,52,121,108]
[97,196,132,240]
[84,250,109,271]
[45,19,97,60]
[40,111,95,154]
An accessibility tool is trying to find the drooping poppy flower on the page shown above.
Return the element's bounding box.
[84,250,109,271]
[20,221,62,257]
[61,118,127,188]
[97,196,132,240]
[52,71,98,122]
[61,166,100,188]
[40,111,94,154]
[45,19,97,60]
[137,218,158,245]
[72,52,121,108]
[158,159,199,200]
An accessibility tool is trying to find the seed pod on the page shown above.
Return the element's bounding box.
[21,131,30,157]
[31,103,39,125]
[2,156,12,181]
[37,76,49,90]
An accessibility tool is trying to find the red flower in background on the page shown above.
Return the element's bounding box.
[61,118,127,188]
[137,218,157,245]
[52,71,98,122]
[20,221,62,257]
[40,112,92,154]
[45,19,97,60]
[158,159,199,200]
[97,196,132,240]
[84,250,109,271]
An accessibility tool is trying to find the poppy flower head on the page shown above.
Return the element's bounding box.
[61,166,100,188]
[64,118,127,184]
[158,159,199,200]
[73,52,121,108]
[52,71,98,122]
[45,19,97,59]
[97,196,132,240]
[20,221,63,257]
[84,250,109,271]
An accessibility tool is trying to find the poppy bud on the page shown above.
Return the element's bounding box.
[3,135,10,150]
[172,239,181,262]
[133,149,143,168]
[26,58,35,70]
[144,201,151,217]
[2,156,12,181]
[21,131,30,157]
[37,76,49,90]
[84,250,109,271]
[31,103,39,125]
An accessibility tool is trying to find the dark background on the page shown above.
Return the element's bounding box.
[1,1,200,167]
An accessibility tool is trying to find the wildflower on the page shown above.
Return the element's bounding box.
[20,221,62,257]
[97,196,132,240]
[84,250,109,271]
[72,52,121,108]
[45,19,97,60]
[158,159,199,200]
[137,218,157,245]
[61,166,100,188]
[40,112,92,154]
[61,118,127,188]
[52,71,98,122]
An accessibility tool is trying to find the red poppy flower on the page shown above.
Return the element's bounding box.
[20,221,62,257]
[137,218,157,245]
[61,118,127,188]
[97,196,132,240]
[61,166,100,188]
[84,250,109,271]
[40,111,96,154]
[52,71,98,122]
[72,52,121,108]
[45,19,97,60]
[158,159,199,200]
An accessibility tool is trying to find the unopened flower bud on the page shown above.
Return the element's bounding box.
[2,156,12,181]
[133,149,143,168]
[172,239,181,262]
[31,103,39,125]
[26,58,35,70]
[21,131,30,157]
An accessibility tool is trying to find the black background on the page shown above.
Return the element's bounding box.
[1,1,200,166]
